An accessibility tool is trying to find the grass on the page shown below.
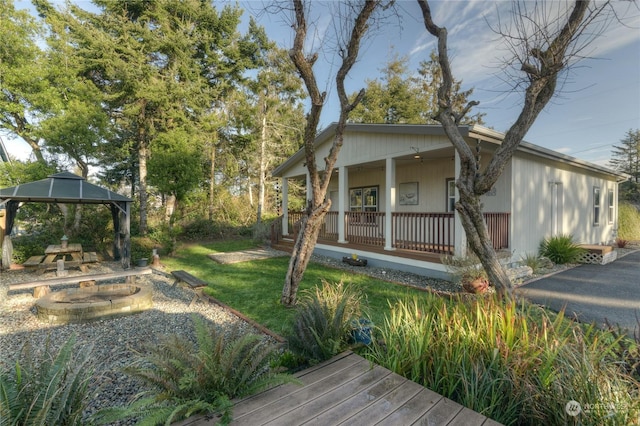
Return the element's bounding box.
[160,240,426,336]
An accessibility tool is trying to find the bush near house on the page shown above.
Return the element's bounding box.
[538,234,585,264]
[618,202,640,241]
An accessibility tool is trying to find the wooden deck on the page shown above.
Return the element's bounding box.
[177,351,501,426]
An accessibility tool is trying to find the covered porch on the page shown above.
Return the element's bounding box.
[271,210,510,262]
[271,124,513,267]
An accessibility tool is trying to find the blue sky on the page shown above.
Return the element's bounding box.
[6,1,640,167]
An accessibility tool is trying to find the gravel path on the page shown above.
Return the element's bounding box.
[0,263,275,424]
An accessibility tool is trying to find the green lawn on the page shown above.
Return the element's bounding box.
[161,240,430,336]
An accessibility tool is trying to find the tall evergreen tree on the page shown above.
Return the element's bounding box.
[349,52,484,125]
[0,0,55,163]
[36,0,269,234]
[609,129,640,202]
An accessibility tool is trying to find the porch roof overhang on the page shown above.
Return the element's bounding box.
[272,123,470,178]
[273,123,628,183]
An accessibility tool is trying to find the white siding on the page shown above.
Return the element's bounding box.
[281,131,451,179]
[511,152,618,257]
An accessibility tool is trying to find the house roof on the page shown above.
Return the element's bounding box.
[272,122,627,181]
[0,171,132,205]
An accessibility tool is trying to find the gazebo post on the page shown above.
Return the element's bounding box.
[112,203,121,261]
[122,201,131,269]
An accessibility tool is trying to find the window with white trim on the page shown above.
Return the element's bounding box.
[607,189,614,224]
[350,186,378,223]
[593,186,600,226]
[446,179,456,212]
[349,186,378,212]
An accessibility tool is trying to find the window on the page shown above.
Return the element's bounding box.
[593,187,600,226]
[446,179,456,212]
[350,186,378,211]
[350,186,378,223]
[608,189,614,224]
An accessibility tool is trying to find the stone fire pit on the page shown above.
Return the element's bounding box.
[36,283,153,324]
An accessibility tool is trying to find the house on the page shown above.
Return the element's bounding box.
[271,123,627,279]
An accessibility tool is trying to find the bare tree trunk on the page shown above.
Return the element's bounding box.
[138,141,149,236]
[281,0,381,306]
[73,161,90,232]
[165,194,176,225]
[281,200,330,305]
[417,0,597,298]
[208,135,216,222]
[137,103,149,236]
[257,110,267,224]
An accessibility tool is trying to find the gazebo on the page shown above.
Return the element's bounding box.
[0,171,132,269]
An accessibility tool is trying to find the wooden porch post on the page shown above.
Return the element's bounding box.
[453,151,467,257]
[281,178,289,235]
[306,172,312,203]
[338,166,348,243]
[384,158,396,251]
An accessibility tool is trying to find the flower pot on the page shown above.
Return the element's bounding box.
[351,318,373,345]
[342,257,367,267]
[137,258,148,267]
[463,278,489,294]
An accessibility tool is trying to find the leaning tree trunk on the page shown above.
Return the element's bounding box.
[281,201,330,305]
[456,190,512,298]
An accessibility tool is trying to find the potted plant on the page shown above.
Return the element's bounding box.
[441,254,490,294]
[460,268,489,294]
[342,253,367,267]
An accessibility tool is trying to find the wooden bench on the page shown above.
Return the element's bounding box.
[171,270,208,307]
[83,252,99,263]
[8,268,153,296]
[23,255,46,268]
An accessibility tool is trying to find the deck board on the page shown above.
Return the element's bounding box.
[175,352,501,426]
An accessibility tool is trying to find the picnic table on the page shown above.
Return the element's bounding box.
[23,243,97,273]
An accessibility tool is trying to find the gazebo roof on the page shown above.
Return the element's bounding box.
[0,171,131,205]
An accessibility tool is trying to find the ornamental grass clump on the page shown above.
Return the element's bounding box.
[364,294,639,426]
[286,280,366,365]
[0,334,94,426]
[539,234,586,264]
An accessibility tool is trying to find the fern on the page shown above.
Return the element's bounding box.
[0,334,93,426]
[287,280,366,364]
[92,315,296,425]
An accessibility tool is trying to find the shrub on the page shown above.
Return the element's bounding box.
[92,316,293,425]
[618,202,640,241]
[0,335,94,426]
[286,280,365,364]
[364,295,640,425]
[520,252,553,274]
[615,237,628,248]
[538,234,585,264]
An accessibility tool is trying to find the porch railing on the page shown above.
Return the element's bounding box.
[484,212,510,249]
[272,211,510,255]
[392,212,454,254]
[345,212,385,245]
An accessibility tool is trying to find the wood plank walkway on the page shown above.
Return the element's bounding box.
[176,351,502,426]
